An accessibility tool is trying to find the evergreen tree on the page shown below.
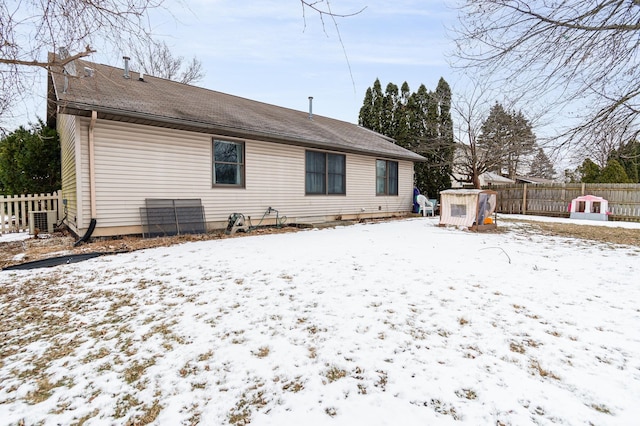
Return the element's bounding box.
[577,158,601,183]
[358,79,384,133]
[609,140,640,183]
[382,83,399,138]
[359,78,455,198]
[599,159,630,183]
[529,147,556,180]
[478,103,536,179]
[0,119,60,195]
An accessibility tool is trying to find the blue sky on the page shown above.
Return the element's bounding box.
[6,0,457,129]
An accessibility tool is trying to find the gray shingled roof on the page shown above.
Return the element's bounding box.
[49,58,425,162]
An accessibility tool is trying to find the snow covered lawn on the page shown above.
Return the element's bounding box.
[1,217,639,425]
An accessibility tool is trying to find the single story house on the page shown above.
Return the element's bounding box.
[47,55,425,237]
[514,175,555,184]
[450,171,515,188]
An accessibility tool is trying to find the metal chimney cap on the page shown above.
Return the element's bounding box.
[123,56,131,79]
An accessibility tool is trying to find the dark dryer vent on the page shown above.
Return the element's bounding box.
[140,199,206,238]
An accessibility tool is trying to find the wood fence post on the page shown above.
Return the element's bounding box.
[522,183,528,215]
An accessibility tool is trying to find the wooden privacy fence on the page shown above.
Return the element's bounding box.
[1,191,63,234]
[492,183,640,221]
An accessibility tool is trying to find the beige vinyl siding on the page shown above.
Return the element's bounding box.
[79,119,414,234]
[90,120,211,229]
[58,114,79,234]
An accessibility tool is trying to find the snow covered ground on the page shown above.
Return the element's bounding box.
[1,216,639,425]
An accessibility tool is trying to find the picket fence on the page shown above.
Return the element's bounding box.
[492,183,640,222]
[0,191,63,234]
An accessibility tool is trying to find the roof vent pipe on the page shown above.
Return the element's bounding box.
[123,56,130,79]
[308,96,313,120]
[139,71,144,82]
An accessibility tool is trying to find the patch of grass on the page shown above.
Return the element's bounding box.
[325,407,337,417]
[228,384,268,426]
[510,342,526,354]
[126,399,162,425]
[82,347,110,363]
[114,393,141,418]
[455,388,478,400]
[590,403,612,414]
[252,346,270,358]
[25,376,66,404]
[123,358,156,384]
[282,377,304,393]
[427,398,460,420]
[324,366,347,383]
[437,328,450,338]
[529,360,560,380]
[546,329,562,337]
[179,362,198,378]
[458,317,469,326]
[73,409,100,426]
[191,381,207,390]
[308,346,317,359]
[197,350,214,362]
[375,370,388,391]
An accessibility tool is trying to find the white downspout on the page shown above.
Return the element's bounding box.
[89,110,97,218]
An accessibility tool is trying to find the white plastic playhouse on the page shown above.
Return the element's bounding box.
[569,195,609,221]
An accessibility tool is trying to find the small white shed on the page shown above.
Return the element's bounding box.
[569,195,609,221]
[439,189,498,231]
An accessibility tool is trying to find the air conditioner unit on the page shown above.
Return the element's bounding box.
[28,210,57,234]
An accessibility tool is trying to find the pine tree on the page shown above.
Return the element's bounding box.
[359,78,455,198]
[382,83,399,138]
[358,79,384,133]
[529,148,556,180]
[609,140,640,183]
[577,158,601,183]
[0,120,61,195]
[599,159,630,183]
[478,103,536,179]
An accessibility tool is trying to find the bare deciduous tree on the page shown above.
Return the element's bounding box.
[0,0,165,128]
[131,40,204,85]
[0,0,362,128]
[452,0,640,151]
[451,81,497,189]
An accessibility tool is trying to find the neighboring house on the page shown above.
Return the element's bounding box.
[513,175,555,184]
[451,171,515,188]
[47,56,424,237]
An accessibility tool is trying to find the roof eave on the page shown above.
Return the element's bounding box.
[58,102,426,162]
